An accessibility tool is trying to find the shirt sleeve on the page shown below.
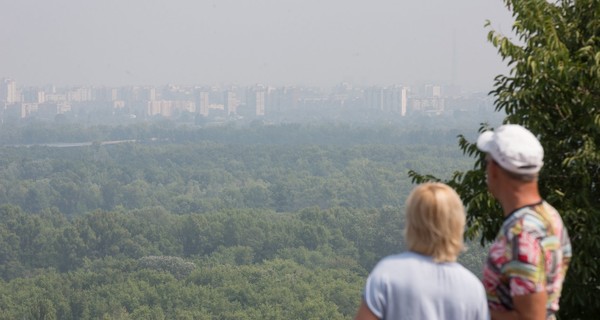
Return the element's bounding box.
[504,226,545,296]
[363,270,386,319]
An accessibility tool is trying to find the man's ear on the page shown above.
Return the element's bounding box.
[488,160,501,180]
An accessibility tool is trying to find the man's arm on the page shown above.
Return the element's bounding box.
[491,291,548,320]
[492,216,549,320]
[354,300,379,320]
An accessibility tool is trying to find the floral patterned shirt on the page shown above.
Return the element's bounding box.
[482,201,571,316]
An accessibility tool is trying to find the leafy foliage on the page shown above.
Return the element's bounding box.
[411,1,600,318]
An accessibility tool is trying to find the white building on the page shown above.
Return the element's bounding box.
[0,78,18,104]
[225,90,240,115]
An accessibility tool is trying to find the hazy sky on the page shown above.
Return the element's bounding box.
[0,0,514,91]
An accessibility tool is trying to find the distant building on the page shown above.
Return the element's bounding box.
[147,100,195,117]
[196,90,210,117]
[364,85,408,115]
[144,87,156,101]
[425,84,442,97]
[245,85,268,116]
[22,88,45,104]
[410,97,445,115]
[255,90,266,116]
[269,86,298,113]
[0,78,18,104]
[225,90,239,115]
[147,100,171,117]
[67,87,93,102]
[401,87,408,116]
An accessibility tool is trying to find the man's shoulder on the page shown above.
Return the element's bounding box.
[500,201,571,250]
[504,201,559,229]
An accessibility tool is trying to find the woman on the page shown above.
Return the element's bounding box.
[355,182,488,320]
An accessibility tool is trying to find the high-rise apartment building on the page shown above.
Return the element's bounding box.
[364,85,408,115]
[0,78,18,104]
[196,90,210,117]
[225,90,239,115]
[268,86,299,113]
[255,91,266,116]
[245,85,267,116]
[67,87,93,102]
[400,87,408,116]
[425,84,442,97]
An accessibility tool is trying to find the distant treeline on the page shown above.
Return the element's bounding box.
[0,126,470,216]
[0,112,500,146]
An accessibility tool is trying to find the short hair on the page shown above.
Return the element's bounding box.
[487,155,538,182]
[404,183,466,262]
[501,166,539,182]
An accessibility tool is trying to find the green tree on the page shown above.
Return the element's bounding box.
[411,0,600,318]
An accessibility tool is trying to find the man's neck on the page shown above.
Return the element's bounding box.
[500,182,543,216]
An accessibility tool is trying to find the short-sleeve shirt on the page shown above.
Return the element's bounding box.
[363,251,489,320]
[482,201,571,315]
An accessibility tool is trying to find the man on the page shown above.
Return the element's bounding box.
[477,124,572,320]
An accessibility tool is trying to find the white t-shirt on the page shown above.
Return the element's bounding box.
[363,251,489,320]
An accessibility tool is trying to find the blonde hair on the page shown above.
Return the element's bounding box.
[404,183,466,262]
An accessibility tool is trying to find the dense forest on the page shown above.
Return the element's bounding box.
[0,118,494,319]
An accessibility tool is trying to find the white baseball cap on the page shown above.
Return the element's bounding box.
[476,124,544,175]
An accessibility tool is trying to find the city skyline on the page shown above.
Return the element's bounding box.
[1,0,514,92]
[1,77,493,124]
